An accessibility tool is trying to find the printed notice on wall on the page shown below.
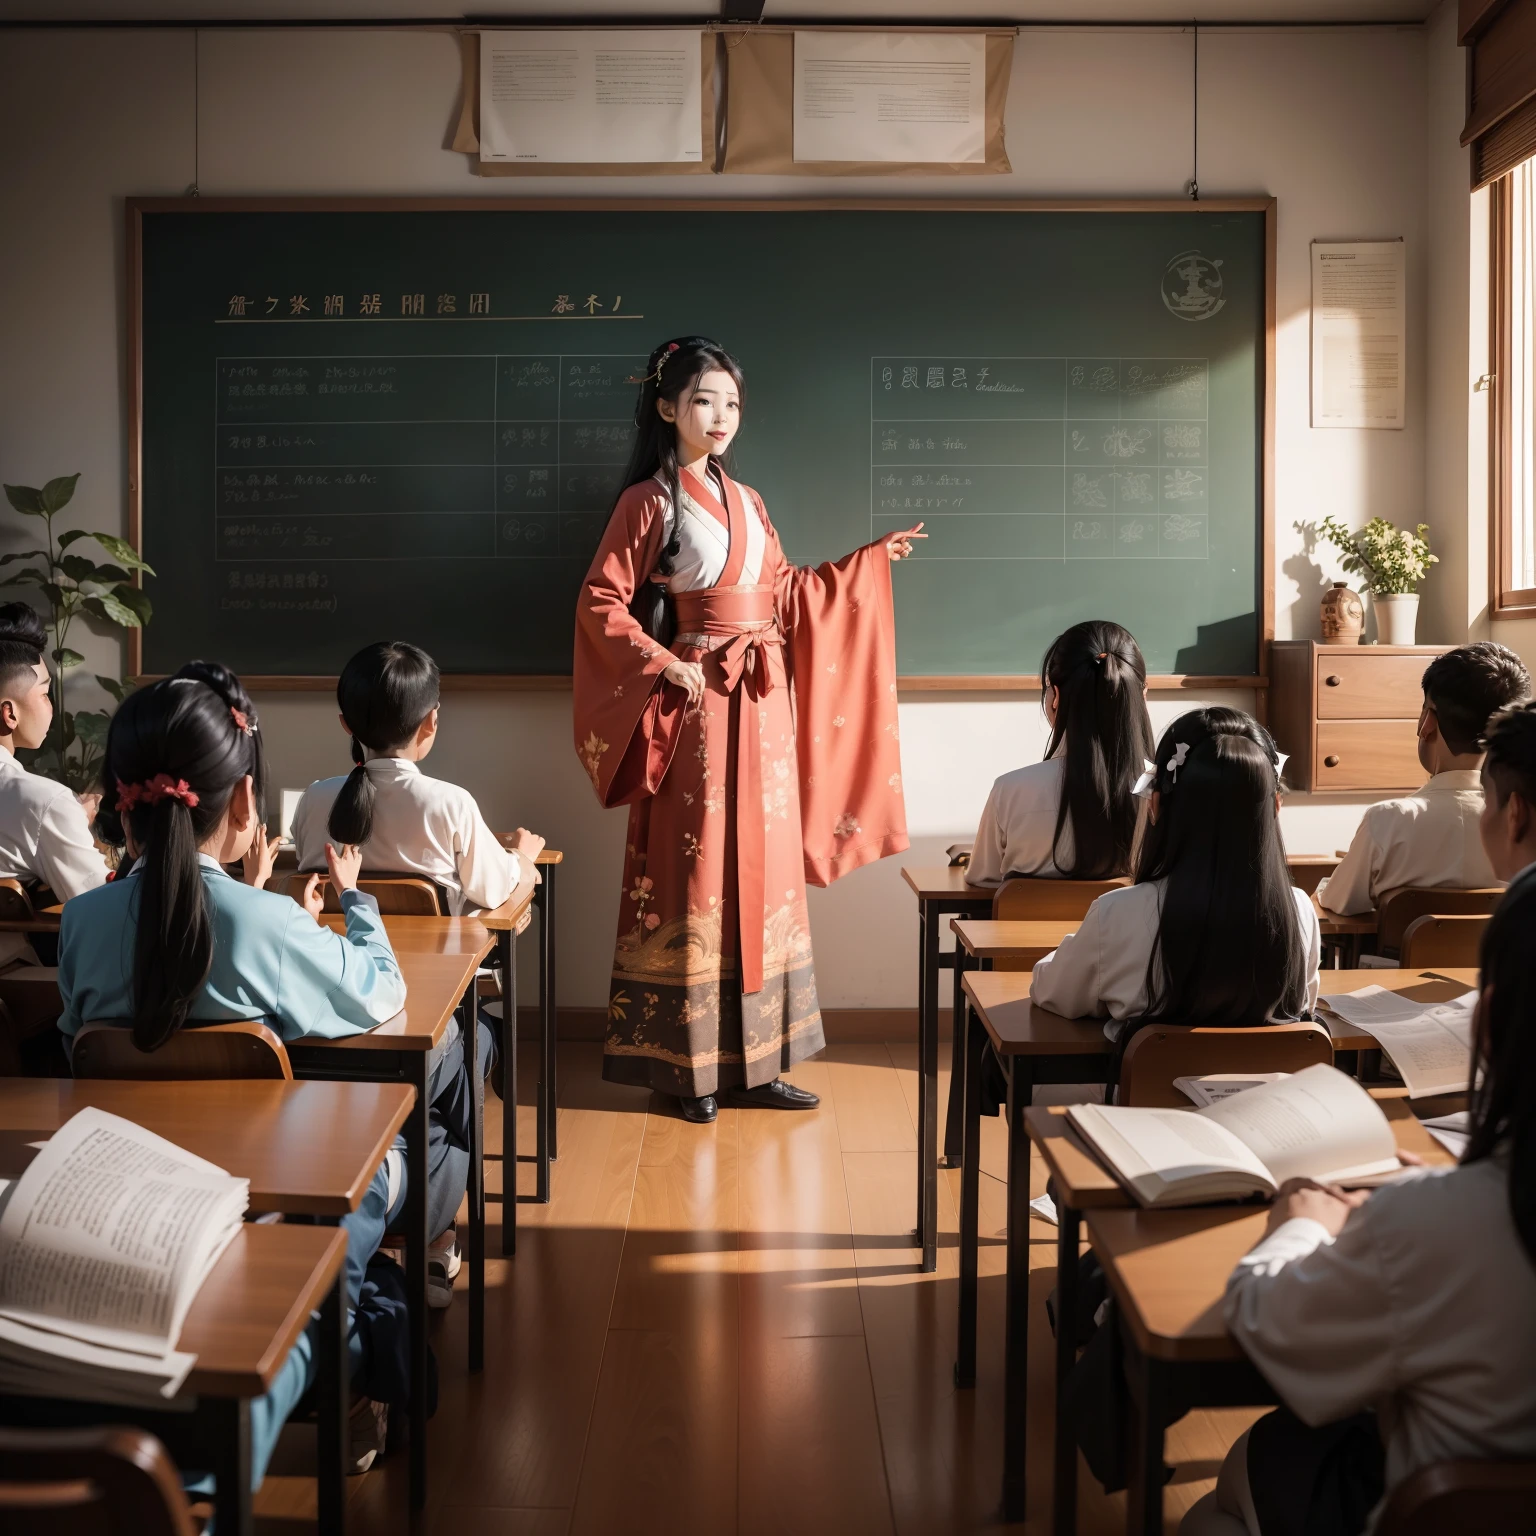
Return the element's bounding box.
[1310,240,1406,429]
[479,30,702,164]
[793,32,986,164]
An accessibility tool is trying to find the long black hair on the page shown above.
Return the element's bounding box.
[328,641,440,847]
[1135,707,1307,1027]
[102,669,263,1052]
[1040,620,1154,879]
[616,337,746,633]
[1464,868,1536,1261]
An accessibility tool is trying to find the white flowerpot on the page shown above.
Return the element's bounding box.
[1374,593,1419,645]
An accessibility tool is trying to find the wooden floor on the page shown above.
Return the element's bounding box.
[263,1042,1258,1535]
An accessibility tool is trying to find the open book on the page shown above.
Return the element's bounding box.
[1316,985,1477,1097]
[1174,1072,1289,1108]
[1066,1064,1401,1208]
[0,1107,248,1404]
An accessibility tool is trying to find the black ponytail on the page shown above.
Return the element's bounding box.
[1040,620,1155,879]
[328,641,440,847]
[103,670,263,1052]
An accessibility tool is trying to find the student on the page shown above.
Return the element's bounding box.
[966,619,1155,885]
[292,640,544,916]
[1318,641,1530,915]
[0,602,109,910]
[1183,869,1536,1536]
[56,668,410,1480]
[1031,708,1320,1044]
[1480,700,1536,883]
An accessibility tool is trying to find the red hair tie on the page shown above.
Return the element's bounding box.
[116,774,200,814]
[231,707,253,736]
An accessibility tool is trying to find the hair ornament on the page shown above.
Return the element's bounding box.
[230,706,254,736]
[1092,651,1108,668]
[116,774,200,814]
[1273,750,1289,779]
[626,340,681,387]
[1166,742,1191,783]
[1131,758,1157,798]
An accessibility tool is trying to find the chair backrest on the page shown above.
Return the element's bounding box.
[0,966,63,1037]
[282,870,447,915]
[1399,913,1489,970]
[1374,1458,1536,1536]
[993,876,1129,921]
[72,1020,292,1081]
[1376,886,1504,953]
[1117,1021,1334,1108]
[0,1425,196,1536]
[0,878,32,922]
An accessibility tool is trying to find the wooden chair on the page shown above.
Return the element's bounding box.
[72,1019,292,1080]
[0,1425,198,1536]
[0,966,63,1037]
[1374,1458,1536,1536]
[1375,886,1503,956]
[0,877,33,922]
[1399,913,1489,969]
[992,876,1128,921]
[1117,1021,1334,1108]
[281,870,448,915]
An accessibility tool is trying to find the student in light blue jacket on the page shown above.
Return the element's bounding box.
[56,665,426,1484]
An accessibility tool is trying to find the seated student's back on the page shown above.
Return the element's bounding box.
[1319,641,1530,915]
[292,641,543,916]
[967,620,1154,885]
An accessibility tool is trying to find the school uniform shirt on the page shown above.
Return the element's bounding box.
[0,746,109,901]
[56,854,405,1041]
[1225,1155,1536,1527]
[292,758,523,917]
[1317,769,1496,916]
[1028,880,1321,1041]
[966,758,1072,886]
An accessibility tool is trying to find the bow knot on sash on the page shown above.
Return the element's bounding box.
[715,628,780,698]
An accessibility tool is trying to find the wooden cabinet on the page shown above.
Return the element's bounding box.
[1269,642,1448,792]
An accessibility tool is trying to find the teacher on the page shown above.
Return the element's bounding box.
[573,336,922,1123]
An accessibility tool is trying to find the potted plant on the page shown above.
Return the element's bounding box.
[1316,515,1437,646]
[1,474,152,791]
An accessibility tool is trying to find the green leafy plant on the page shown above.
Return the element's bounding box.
[1316,515,1438,597]
[1,474,152,790]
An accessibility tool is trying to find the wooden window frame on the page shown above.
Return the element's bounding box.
[1492,171,1536,615]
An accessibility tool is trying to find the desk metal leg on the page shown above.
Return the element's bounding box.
[209,1398,252,1536]
[954,995,984,1389]
[465,988,485,1373]
[944,943,968,1164]
[534,877,554,1203]
[316,1266,347,1536]
[1001,1056,1033,1523]
[1053,1203,1081,1536]
[405,1058,428,1509]
[918,898,940,1271]
[542,864,558,1165]
[498,928,518,1257]
[1125,1330,1169,1536]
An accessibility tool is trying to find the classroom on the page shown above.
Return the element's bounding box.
[1,2,1535,1533]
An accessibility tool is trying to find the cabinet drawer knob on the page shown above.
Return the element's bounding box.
[1325,674,1342,686]
[1324,754,1341,767]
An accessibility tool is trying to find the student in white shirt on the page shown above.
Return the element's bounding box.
[1318,641,1530,916]
[1031,708,1321,1047]
[0,603,109,910]
[1480,700,1536,884]
[293,640,544,916]
[1182,870,1536,1536]
[966,620,1155,886]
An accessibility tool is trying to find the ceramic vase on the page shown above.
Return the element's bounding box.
[1373,592,1419,645]
[1319,582,1365,643]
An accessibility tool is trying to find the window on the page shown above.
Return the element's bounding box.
[1492,159,1536,614]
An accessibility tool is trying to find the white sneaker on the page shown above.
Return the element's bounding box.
[349,1397,388,1475]
[427,1228,461,1309]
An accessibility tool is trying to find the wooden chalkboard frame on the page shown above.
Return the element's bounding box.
[126,195,1276,696]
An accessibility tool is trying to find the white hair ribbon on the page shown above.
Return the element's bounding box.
[1274,751,1289,779]
[1131,759,1157,798]
[1167,742,1190,782]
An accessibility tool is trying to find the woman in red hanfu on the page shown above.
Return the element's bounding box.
[573,337,923,1123]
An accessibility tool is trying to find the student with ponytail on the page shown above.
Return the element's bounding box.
[56,667,411,1480]
[967,619,1154,884]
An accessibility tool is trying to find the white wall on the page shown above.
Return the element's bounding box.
[0,24,1434,1009]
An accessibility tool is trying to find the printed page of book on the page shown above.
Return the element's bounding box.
[1319,986,1476,1096]
[1174,1073,1289,1108]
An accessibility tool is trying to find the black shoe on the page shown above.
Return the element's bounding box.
[677,1094,718,1124]
[726,1079,820,1111]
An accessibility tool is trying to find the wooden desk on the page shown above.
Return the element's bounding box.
[951,918,1076,967]
[1286,853,1341,896]
[900,865,994,1272]
[1317,968,1478,1052]
[0,1223,348,1536]
[1312,891,1376,967]
[284,944,476,1509]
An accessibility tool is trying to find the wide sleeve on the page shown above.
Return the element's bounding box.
[763,502,909,886]
[273,889,407,1040]
[1317,817,1379,916]
[1028,897,1108,1018]
[965,783,1007,888]
[1224,1210,1400,1426]
[35,793,110,901]
[572,480,691,808]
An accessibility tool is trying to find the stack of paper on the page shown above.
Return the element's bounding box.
[1317,986,1477,1097]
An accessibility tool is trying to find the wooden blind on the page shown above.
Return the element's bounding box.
[1462,0,1536,187]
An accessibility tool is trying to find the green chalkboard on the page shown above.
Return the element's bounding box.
[130,199,1272,681]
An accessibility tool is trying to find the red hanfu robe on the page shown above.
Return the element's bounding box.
[573,464,909,1096]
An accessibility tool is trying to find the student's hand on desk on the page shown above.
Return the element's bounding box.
[326,841,362,892]
[1266,1177,1370,1238]
[662,658,706,708]
[507,826,546,864]
[885,522,926,561]
[242,825,282,889]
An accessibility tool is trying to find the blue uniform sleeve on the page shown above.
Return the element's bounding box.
[56,901,84,1039]
[273,889,407,1040]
